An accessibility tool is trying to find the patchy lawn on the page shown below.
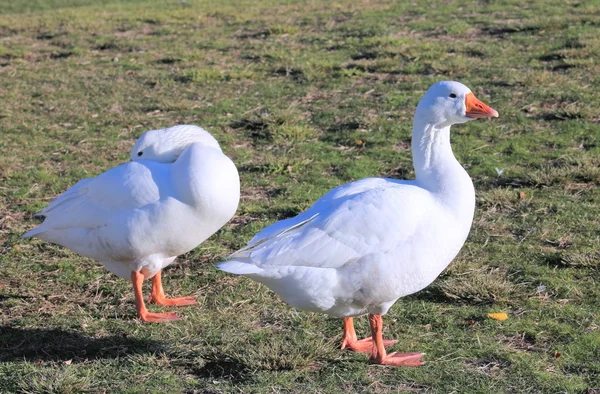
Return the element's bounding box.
[0,0,598,392]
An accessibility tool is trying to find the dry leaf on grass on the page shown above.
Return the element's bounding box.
[488,312,508,321]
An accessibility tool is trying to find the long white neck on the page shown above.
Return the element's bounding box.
[411,117,475,218]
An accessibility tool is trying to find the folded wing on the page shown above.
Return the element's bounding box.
[23,160,168,237]
[222,178,433,272]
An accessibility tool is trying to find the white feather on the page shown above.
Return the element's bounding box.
[219,81,497,318]
[24,125,240,280]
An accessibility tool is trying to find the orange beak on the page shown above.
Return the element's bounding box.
[465,92,499,118]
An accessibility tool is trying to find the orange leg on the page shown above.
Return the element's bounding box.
[340,317,397,353]
[147,270,198,307]
[131,271,181,323]
[367,314,424,366]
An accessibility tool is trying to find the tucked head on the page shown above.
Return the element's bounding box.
[416,81,499,127]
[131,125,222,163]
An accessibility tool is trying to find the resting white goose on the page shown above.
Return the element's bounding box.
[24,125,240,323]
[219,81,498,366]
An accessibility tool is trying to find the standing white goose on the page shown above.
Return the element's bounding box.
[218,81,498,366]
[24,125,240,323]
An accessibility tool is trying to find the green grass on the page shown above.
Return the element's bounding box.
[1,0,599,392]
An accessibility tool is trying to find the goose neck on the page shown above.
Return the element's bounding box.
[411,119,457,185]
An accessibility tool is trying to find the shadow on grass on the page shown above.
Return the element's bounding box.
[405,286,464,304]
[405,283,498,306]
[190,353,251,384]
[0,326,164,363]
[0,294,31,302]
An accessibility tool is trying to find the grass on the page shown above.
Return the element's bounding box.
[0,0,599,392]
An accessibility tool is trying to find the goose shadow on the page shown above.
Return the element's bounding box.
[0,325,165,363]
[188,352,251,384]
[0,294,31,302]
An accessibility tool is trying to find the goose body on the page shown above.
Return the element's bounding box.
[219,81,498,365]
[25,125,240,322]
[223,175,473,318]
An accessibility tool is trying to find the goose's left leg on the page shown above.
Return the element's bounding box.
[147,270,198,306]
[341,316,397,353]
[368,314,424,366]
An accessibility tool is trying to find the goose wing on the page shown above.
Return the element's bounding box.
[222,178,433,272]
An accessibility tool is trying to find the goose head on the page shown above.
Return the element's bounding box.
[415,81,498,128]
[131,125,222,163]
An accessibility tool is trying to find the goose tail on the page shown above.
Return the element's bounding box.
[217,259,263,275]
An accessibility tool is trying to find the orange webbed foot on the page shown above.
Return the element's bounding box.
[148,295,198,307]
[148,271,198,307]
[139,311,182,323]
[341,337,398,353]
[370,352,425,367]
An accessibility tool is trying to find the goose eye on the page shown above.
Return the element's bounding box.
[137,152,143,157]
[449,93,457,98]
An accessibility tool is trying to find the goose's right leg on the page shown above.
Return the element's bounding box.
[131,271,180,323]
[340,316,397,353]
[147,270,198,307]
[367,314,424,366]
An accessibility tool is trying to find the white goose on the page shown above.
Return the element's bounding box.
[24,125,240,323]
[219,81,498,366]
